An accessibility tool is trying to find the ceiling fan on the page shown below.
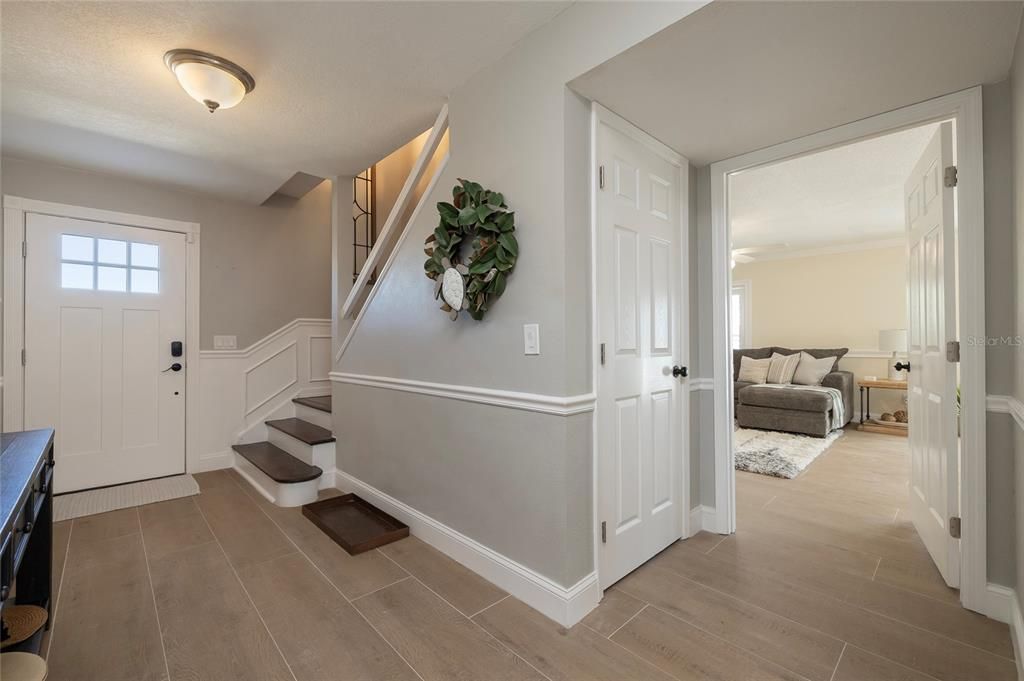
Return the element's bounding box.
[730,243,790,264]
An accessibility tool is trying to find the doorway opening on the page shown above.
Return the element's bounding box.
[710,88,988,615]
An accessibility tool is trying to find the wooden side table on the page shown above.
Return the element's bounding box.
[858,378,909,436]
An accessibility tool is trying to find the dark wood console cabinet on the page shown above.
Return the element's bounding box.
[0,429,55,655]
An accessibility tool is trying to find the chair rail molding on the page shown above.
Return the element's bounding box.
[330,372,596,417]
[986,394,1024,432]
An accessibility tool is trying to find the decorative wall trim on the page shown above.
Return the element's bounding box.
[1003,587,1024,681]
[983,582,1015,625]
[244,341,298,416]
[689,378,715,392]
[844,350,895,360]
[308,335,332,382]
[199,318,330,359]
[987,394,1024,432]
[334,469,601,627]
[688,505,717,534]
[735,237,904,264]
[330,372,596,416]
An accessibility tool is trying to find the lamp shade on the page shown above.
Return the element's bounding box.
[164,49,255,113]
[878,329,907,352]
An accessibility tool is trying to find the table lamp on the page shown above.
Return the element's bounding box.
[879,329,908,380]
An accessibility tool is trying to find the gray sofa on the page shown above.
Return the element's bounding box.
[733,347,853,438]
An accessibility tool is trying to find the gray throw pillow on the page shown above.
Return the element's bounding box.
[792,352,837,386]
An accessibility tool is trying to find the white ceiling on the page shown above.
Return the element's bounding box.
[730,123,939,252]
[0,1,569,203]
[571,1,1023,167]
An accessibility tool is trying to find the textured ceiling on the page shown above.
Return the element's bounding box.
[571,1,1022,166]
[0,1,570,203]
[729,123,939,252]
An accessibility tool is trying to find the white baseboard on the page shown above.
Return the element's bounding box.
[196,451,233,472]
[998,586,1024,681]
[984,583,1015,624]
[688,505,716,535]
[333,469,600,627]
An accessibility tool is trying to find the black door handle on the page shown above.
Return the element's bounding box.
[672,365,688,378]
[162,363,183,373]
[894,362,910,373]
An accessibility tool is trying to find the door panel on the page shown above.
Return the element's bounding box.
[905,121,959,586]
[25,214,187,493]
[598,115,687,588]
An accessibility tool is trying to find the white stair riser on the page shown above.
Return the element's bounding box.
[234,455,319,507]
[267,428,335,489]
[295,404,332,430]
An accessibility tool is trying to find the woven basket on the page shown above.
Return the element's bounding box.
[1,605,48,649]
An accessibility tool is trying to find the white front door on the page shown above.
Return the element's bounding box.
[25,214,187,493]
[905,121,959,586]
[596,111,687,588]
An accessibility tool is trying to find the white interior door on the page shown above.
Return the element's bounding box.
[25,214,187,493]
[597,113,686,588]
[905,121,959,586]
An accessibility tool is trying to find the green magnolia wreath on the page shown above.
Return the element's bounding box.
[424,179,518,321]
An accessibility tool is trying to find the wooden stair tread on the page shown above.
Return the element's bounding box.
[293,395,332,413]
[232,442,322,483]
[266,418,335,445]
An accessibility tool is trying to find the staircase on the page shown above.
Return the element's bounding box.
[232,395,334,507]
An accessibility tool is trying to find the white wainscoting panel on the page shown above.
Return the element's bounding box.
[197,318,331,470]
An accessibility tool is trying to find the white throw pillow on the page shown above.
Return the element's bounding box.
[792,352,837,386]
[767,352,800,384]
[737,356,771,384]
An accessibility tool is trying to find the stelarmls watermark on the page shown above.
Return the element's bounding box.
[965,335,1023,346]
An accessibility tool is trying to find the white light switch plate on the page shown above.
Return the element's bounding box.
[213,335,237,350]
[523,323,540,355]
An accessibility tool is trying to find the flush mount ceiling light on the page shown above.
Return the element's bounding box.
[164,49,255,113]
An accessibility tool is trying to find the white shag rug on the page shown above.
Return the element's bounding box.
[734,428,843,479]
[54,474,199,521]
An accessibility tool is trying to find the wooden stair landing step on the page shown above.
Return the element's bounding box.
[293,395,332,413]
[232,442,322,483]
[266,418,335,445]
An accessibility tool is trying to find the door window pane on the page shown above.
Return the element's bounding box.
[97,266,127,292]
[97,239,127,265]
[61,235,94,262]
[61,263,94,289]
[131,242,159,268]
[131,268,159,293]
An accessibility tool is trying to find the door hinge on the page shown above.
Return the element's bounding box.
[21,348,26,366]
[21,241,26,258]
[946,340,960,363]
[949,516,962,539]
[598,165,605,190]
[601,521,607,544]
[944,165,958,188]
[600,343,606,366]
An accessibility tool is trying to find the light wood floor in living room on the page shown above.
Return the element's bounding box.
[41,428,1013,681]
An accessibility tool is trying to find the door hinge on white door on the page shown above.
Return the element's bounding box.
[946,341,960,363]
[600,343,606,366]
[598,165,605,190]
[601,521,607,544]
[949,516,961,539]
[21,349,26,366]
[21,241,26,258]
[944,166,958,188]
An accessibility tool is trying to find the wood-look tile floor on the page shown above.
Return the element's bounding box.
[43,428,1013,681]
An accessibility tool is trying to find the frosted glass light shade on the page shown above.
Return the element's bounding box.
[165,50,255,113]
[879,328,907,352]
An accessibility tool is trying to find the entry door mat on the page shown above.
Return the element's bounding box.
[302,493,409,555]
[54,474,199,521]
[734,427,843,479]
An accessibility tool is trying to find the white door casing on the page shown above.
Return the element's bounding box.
[596,107,687,589]
[25,214,187,492]
[905,121,959,587]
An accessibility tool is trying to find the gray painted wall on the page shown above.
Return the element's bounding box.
[333,2,705,588]
[1009,9,1024,614]
[1,156,332,349]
